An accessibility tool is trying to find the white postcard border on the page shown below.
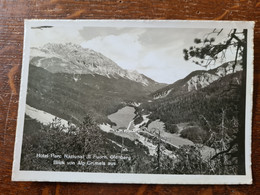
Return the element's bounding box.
[12,19,254,184]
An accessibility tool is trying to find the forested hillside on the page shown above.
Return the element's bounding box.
[26,65,164,124]
[137,71,242,144]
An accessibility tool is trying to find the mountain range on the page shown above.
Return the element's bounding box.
[30,43,164,87]
[27,42,243,143]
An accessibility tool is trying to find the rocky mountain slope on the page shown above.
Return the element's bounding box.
[152,61,242,99]
[30,43,165,89]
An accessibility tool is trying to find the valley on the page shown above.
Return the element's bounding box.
[104,104,214,159]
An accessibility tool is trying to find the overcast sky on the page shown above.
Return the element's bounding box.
[30,26,237,84]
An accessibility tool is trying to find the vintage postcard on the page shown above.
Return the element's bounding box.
[12,20,254,184]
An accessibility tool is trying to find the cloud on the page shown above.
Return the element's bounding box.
[80,28,210,84]
[79,27,137,41]
[80,28,209,83]
[81,30,144,70]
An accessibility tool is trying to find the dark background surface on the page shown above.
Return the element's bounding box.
[0,0,259,194]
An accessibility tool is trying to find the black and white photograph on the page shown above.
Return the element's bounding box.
[12,20,254,184]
